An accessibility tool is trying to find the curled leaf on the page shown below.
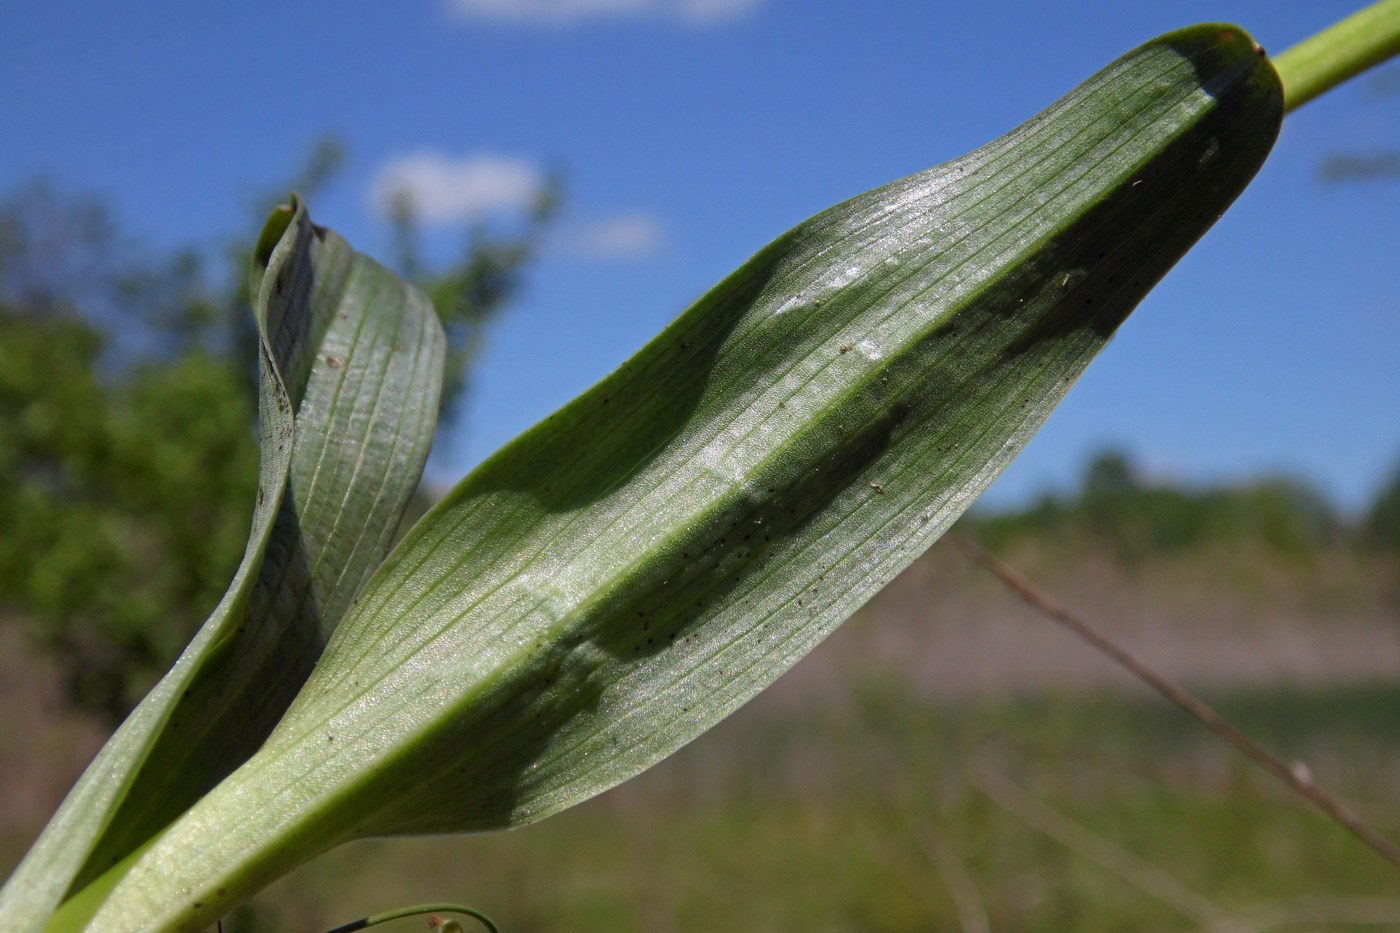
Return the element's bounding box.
[83,24,1281,932]
[3,201,444,932]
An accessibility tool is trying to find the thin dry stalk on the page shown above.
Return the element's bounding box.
[955,536,1400,872]
[1244,896,1400,930]
[905,819,989,933]
[972,763,1244,931]
[834,693,991,933]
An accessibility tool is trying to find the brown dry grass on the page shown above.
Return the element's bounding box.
[3,539,1399,910]
[0,621,106,868]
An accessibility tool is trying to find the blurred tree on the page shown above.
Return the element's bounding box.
[1318,65,1400,184]
[0,149,558,725]
[1233,476,1344,554]
[1364,459,1400,553]
[388,171,562,423]
[1077,450,1213,559]
[0,308,257,719]
[1080,449,1141,500]
[1319,151,1400,183]
[963,448,1342,562]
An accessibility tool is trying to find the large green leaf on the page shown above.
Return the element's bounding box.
[83,24,1281,932]
[0,201,444,931]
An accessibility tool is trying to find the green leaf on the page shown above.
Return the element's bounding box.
[0,201,444,932]
[84,24,1282,932]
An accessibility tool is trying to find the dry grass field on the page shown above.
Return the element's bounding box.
[5,536,1400,931]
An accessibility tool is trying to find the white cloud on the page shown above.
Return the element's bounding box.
[565,213,665,260]
[446,0,764,27]
[673,0,763,24]
[370,151,544,225]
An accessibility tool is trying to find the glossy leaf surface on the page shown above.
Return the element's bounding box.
[88,24,1281,933]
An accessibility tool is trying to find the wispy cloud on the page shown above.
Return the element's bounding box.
[370,151,544,225]
[563,213,665,260]
[371,150,663,261]
[446,0,764,27]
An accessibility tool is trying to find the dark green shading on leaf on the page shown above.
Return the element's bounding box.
[0,201,444,932]
[80,24,1282,932]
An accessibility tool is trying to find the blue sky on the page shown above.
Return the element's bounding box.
[3,0,1398,512]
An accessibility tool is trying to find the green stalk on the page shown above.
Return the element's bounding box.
[1273,0,1400,112]
[322,903,497,933]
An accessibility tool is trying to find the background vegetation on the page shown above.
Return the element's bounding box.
[2,160,1399,928]
[0,156,556,725]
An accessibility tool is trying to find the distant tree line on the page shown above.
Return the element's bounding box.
[964,449,1400,562]
[3,158,1399,727]
[0,154,557,725]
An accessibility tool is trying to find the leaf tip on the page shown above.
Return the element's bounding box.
[253,194,302,271]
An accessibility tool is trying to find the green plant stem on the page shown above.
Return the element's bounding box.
[322,903,497,933]
[1274,0,1400,112]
